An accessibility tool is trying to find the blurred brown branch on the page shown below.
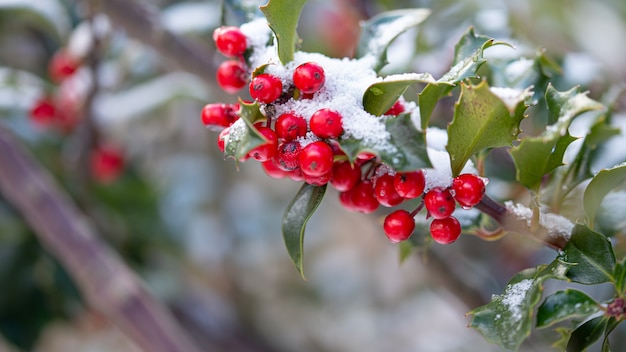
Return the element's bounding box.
[0,126,202,352]
[83,0,217,84]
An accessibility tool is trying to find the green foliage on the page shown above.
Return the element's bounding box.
[510,85,604,193]
[362,73,435,116]
[584,163,626,228]
[558,225,616,285]
[260,0,308,65]
[536,289,601,328]
[355,9,431,73]
[467,260,569,351]
[223,100,267,161]
[418,27,506,129]
[446,81,529,176]
[339,113,432,171]
[282,183,326,278]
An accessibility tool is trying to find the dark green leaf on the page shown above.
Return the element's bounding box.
[282,183,326,278]
[468,261,569,351]
[536,289,601,328]
[601,318,619,352]
[558,224,615,285]
[567,316,608,352]
[224,100,267,161]
[613,258,626,293]
[362,73,435,116]
[584,163,626,227]
[446,81,529,176]
[260,0,307,65]
[355,9,430,72]
[510,85,604,192]
[418,27,507,129]
[340,114,432,171]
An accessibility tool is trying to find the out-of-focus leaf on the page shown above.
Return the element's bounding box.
[355,9,431,73]
[510,85,604,192]
[282,183,326,278]
[419,27,507,129]
[446,82,529,176]
[0,0,71,40]
[584,163,626,227]
[260,0,307,65]
[557,224,615,285]
[468,260,569,351]
[536,289,601,328]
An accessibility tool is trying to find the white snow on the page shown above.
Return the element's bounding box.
[498,279,533,321]
[505,201,574,240]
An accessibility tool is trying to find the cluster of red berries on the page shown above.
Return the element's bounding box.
[204,25,487,245]
[28,47,125,184]
[384,173,486,245]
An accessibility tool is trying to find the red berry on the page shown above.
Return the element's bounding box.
[49,49,79,82]
[394,170,425,199]
[293,62,325,94]
[29,97,58,126]
[430,216,462,244]
[310,108,343,139]
[304,170,332,186]
[384,100,405,116]
[330,160,361,192]
[217,127,230,152]
[383,210,415,243]
[201,103,239,129]
[262,158,288,179]
[276,141,301,171]
[452,174,486,208]
[249,74,283,104]
[339,190,358,212]
[248,126,278,162]
[299,141,334,177]
[90,145,124,184]
[424,187,456,219]
[213,26,247,57]
[217,60,248,93]
[288,167,304,182]
[275,112,307,141]
[356,151,377,161]
[374,173,404,207]
[350,180,379,213]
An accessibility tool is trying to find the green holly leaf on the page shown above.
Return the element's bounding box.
[260,0,307,65]
[362,73,435,116]
[545,113,619,209]
[419,27,507,129]
[224,100,267,161]
[567,316,608,352]
[355,9,430,73]
[601,318,620,352]
[282,183,326,279]
[468,260,569,351]
[584,163,626,228]
[446,81,529,177]
[557,224,616,285]
[339,113,431,171]
[510,85,604,192]
[536,289,601,328]
[613,258,626,293]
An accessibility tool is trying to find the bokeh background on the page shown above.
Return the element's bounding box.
[1,0,626,351]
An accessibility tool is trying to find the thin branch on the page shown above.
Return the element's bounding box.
[0,126,202,352]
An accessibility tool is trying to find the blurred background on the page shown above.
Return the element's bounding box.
[0,0,625,351]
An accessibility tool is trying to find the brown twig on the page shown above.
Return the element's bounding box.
[0,126,202,352]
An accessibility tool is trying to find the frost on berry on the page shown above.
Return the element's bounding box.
[213,26,248,57]
[424,187,456,219]
[276,141,302,171]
